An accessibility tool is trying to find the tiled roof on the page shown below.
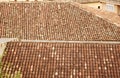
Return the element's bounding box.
[2,42,120,78]
[0,2,120,41]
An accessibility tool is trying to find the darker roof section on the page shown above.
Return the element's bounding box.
[0,2,120,41]
[2,42,120,78]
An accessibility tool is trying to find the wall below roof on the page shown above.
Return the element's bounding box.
[101,2,120,15]
[0,43,6,56]
[83,2,102,9]
[0,38,18,56]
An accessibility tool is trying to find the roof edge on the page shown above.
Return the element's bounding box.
[10,40,120,44]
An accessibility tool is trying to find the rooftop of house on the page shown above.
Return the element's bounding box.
[2,41,120,78]
[0,2,120,41]
[0,1,120,78]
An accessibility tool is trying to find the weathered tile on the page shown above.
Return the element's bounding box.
[2,42,120,78]
[0,2,120,41]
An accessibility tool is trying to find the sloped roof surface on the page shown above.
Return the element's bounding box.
[0,2,120,41]
[2,42,120,78]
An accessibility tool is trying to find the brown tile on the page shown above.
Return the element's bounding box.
[2,42,120,78]
[0,2,120,41]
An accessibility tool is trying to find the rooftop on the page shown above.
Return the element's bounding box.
[2,42,120,78]
[0,2,120,41]
[0,2,120,78]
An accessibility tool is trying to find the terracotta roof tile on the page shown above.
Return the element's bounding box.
[2,42,120,78]
[0,2,120,41]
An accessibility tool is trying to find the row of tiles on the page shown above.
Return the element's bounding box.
[0,2,120,41]
[2,42,120,78]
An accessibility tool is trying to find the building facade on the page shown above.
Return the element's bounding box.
[100,0,120,15]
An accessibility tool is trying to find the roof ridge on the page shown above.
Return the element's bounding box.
[0,1,71,3]
[9,40,120,44]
